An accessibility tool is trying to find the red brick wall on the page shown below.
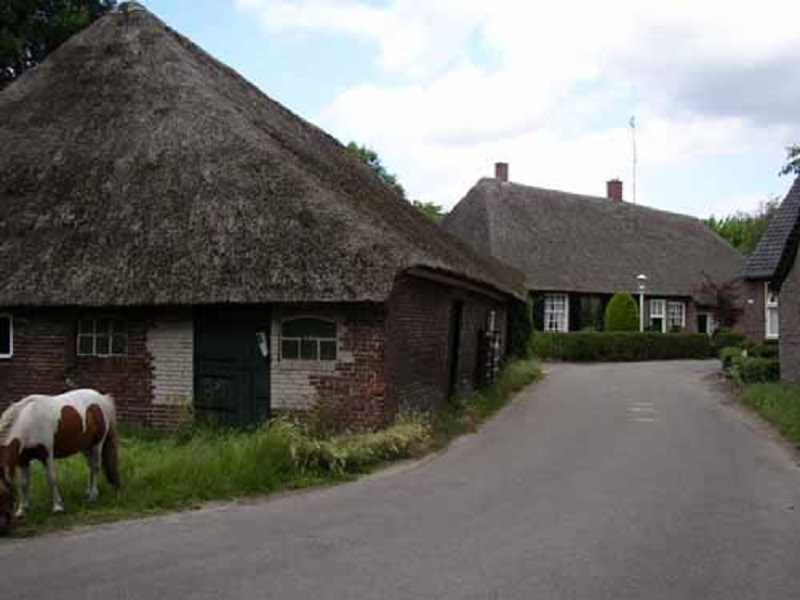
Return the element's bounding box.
[0,308,158,425]
[385,274,509,413]
[306,304,388,430]
[737,280,767,340]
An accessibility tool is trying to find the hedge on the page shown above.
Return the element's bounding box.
[529,332,714,361]
[712,329,745,353]
[719,346,744,371]
[730,356,781,383]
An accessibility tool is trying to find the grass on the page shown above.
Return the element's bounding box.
[741,382,800,445]
[9,358,542,537]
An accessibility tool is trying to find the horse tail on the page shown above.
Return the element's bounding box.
[101,423,121,488]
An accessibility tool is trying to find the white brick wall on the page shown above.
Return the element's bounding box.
[270,307,352,412]
[147,311,194,406]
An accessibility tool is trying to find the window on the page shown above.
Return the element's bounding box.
[0,313,12,358]
[666,302,685,332]
[77,318,128,357]
[544,294,569,333]
[280,318,337,361]
[649,299,666,333]
[766,284,779,339]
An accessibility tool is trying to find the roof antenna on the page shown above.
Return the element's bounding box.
[630,115,637,204]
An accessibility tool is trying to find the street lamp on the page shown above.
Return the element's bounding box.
[637,274,648,332]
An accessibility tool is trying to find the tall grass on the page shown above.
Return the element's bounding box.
[742,382,800,444]
[12,358,541,536]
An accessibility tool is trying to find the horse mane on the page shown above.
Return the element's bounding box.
[0,396,39,445]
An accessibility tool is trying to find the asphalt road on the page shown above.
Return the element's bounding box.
[3,361,800,599]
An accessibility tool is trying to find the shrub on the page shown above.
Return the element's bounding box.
[713,328,745,353]
[509,299,534,358]
[529,331,713,361]
[742,340,779,359]
[730,356,780,383]
[719,346,743,371]
[604,292,640,332]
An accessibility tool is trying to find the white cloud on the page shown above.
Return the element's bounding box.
[235,0,800,215]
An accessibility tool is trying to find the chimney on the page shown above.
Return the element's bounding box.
[495,162,509,182]
[606,179,623,201]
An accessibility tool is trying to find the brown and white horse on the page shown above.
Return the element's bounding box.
[0,389,120,531]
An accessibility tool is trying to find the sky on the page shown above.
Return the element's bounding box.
[145,0,800,219]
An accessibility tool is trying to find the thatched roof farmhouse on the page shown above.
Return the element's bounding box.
[443,165,743,334]
[0,3,524,428]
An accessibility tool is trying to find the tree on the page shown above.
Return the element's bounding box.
[346,141,449,224]
[696,274,743,329]
[780,145,800,177]
[604,292,640,332]
[411,200,447,224]
[706,197,779,256]
[1,1,116,89]
[345,142,406,199]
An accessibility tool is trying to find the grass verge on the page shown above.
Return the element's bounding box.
[8,358,542,537]
[741,382,800,445]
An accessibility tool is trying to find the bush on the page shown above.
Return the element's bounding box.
[742,340,779,359]
[730,356,780,383]
[719,346,743,371]
[529,331,713,361]
[509,299,534,358]
[604,292,640,332]
[713,328,745,353]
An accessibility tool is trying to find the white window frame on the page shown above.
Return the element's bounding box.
[649,299,666,333]
[77,317,129,358]
[666,301,686,332]
[0,313,13,359]
[544,293,569,333]
[765,284,779,340]
[280,317,338,362]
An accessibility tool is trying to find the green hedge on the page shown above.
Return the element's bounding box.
[742,340,779,359]
[529,332,714,361]
[719,346,744,371]
[730,356,780,383]
[712,329,745,353]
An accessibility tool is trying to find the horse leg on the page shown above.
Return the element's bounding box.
[13,463,30,518]
[44,456,66,514]
[84,446,101,503]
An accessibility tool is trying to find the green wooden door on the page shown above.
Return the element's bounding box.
[194,307,271,427]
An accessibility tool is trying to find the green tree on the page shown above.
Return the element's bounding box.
[346,141,406,198]
[1,0,116,89]
[346,141,448,224]
[780,145,800,177]
[706,197,779,256]
[411,200,447,224]
[604,292,640,332]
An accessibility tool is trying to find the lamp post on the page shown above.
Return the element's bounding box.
[637,274,647,332]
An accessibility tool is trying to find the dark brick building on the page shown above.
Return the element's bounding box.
[0,5,524,429]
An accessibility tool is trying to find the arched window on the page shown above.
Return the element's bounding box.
[280,318,337,361]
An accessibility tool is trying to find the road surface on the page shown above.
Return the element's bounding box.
[2,361,800,599]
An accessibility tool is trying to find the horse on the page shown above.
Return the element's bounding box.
[0,389,120,531]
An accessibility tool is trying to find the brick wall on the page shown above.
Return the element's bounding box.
[0,307,191,428]
[270,303,387,430]
[779,260,800,383]
[738,280,768,341]
[385,274,509,413]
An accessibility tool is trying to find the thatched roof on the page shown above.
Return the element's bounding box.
[744,176,800,284]
[443,178,743,300]
[0,4,524,306]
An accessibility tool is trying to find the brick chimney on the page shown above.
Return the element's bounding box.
[606,179,623,201]
[495,162,509,182]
